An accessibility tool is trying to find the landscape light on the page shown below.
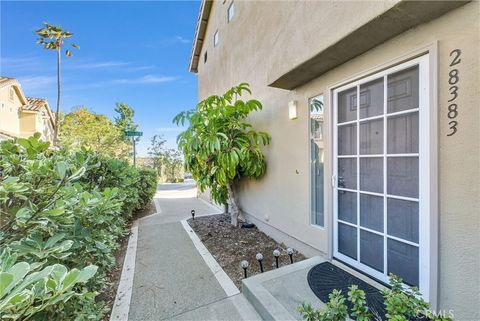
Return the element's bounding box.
[287,248,294,263]
[256,253,264,273]
[241,260,249,278]
[273,249,280,268]
[191,209,195,220]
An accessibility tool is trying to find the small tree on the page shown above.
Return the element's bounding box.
[173,83,270,226]
[115,102,138,135]
[148,134,167,177]
[36,22,79,145]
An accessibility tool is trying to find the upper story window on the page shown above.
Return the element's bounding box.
[204,51,208,64]
[213,30,219,47]
[228,2,235,22]
[9,88,14,101]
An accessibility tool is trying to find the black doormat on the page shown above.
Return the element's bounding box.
[307,262,386,320]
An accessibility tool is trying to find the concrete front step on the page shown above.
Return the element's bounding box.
[242,257,326,321]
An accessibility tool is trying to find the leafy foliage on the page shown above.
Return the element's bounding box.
[173,83,270,225]
[114,103,138,140]
[36,22,79,56]
[58,107,131,159]
[298,275,452,321]
[147,136,184,183]
[0,134,157,320]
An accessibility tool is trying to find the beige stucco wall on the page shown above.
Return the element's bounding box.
[196,1,479,319]
[0,86,22,136]
[19,112,37,138]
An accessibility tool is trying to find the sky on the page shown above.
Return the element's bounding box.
[0,0,201,156]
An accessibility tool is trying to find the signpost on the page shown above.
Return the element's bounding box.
[125,131,143,167]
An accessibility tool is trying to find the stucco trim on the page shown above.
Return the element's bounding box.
[189,0,213,73]
[268,0,469,90]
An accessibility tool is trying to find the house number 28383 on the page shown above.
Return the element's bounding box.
[447,49,461,136]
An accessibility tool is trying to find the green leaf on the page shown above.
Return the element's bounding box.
[42,207,65,217]
[62,269,80,290]
[56,161,67,179]
[77,265,98,283]
[0,273,14,298]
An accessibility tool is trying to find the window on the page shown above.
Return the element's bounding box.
[204,51,208,63]
[213,30,219,47]
[228,2,235,22]
[310,94,324,227]
[9,88,14,101]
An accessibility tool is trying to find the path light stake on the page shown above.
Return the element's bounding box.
[273,249,280,268]
[287,248,294,264]
[256,253,264,273]
[191,209,195,220]
[241,260,249,278]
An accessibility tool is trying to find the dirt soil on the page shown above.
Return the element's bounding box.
[102,201,156,320]
[188,214,306,289]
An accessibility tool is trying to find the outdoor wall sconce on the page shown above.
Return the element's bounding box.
[288,100,298,120]
[241,260,249,278]
[256,253,264,272]
[287,248,294,263]
[273,249,280,268]
[191,209,195,220]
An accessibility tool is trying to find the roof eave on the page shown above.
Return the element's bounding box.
[189,0,213,73]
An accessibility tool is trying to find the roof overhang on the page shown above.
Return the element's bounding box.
[269,0,470,90]
[189,0,213,73]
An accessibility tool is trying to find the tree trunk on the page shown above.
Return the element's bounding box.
[226,183,240,226]
[53,47,61,146]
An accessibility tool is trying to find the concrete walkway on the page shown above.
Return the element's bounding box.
[125,180,261,321]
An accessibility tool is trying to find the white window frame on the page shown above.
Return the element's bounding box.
[213,30,219,47]
[227,2,235,23]
[331,54,433,301]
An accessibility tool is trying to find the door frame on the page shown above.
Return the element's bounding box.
[328,45,438,304]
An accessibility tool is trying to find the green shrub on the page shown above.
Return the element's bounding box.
[298,274,452,321]
[0,134,157,320]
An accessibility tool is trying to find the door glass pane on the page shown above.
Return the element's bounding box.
[387,66,419,113]
[387,157,419,198]
[338,191,357,224]
[387,112,419,154]
[360,158,383,193]
[360,194,383,232]
[360,230,384,272]
[360,119,383,154]
[387,239,419,286]
[310,95,324,226]
[338,87,357,123]
[338,124,356,155]
[360,78,384,119]
[338,158,356,189]
[387,198,419,243]
[339,223,357,259]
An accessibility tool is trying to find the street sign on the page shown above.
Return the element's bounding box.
[125,131,143,137]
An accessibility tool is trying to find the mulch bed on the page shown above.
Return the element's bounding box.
[102,201,157,320]
[188,214,306,289]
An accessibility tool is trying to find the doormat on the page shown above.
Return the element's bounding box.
[307,262,386,320]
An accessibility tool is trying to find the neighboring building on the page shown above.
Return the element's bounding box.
[189,1,479,319]
[0,77,55,144]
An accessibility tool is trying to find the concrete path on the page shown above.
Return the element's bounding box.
[126,181,261,321]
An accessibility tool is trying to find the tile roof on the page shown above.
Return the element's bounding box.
[25,97,48,111]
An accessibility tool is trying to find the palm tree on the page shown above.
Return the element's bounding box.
[36,22,79,145]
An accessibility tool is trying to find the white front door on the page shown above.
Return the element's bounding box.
[332,55,431,299]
